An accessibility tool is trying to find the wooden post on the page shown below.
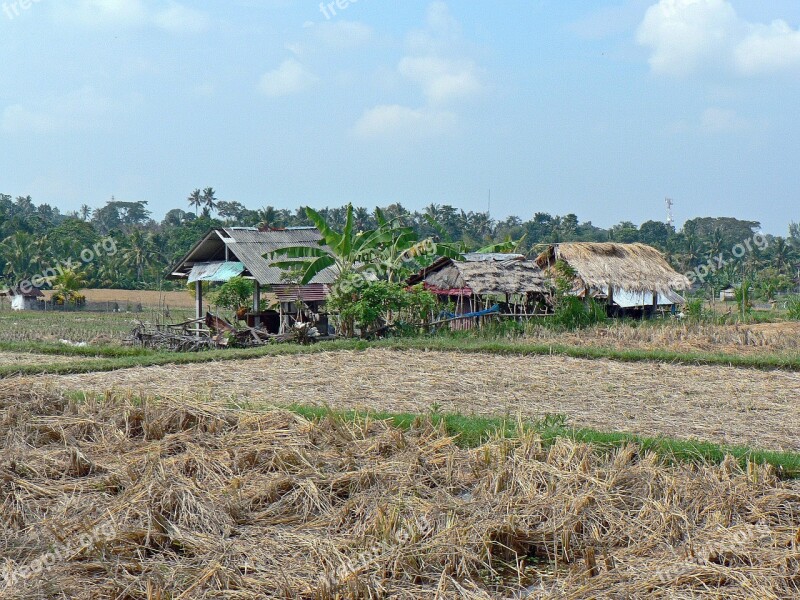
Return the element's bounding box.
[252,280,261,327]
[651,289,658,319]
[607,285,614,318]
[195,280,203,335]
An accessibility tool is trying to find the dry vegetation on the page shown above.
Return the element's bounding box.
[523,321,800,356]
[0,310,192,345]
[29,349,800,452]
[1,387,799,599]
[39,289,196,309]
[0,353,100,367]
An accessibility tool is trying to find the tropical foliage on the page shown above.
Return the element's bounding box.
[0,191,798,300]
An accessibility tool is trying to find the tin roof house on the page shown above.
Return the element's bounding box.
[168,227,336,331]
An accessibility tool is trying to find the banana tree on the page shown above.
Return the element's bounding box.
[269,204,461,285]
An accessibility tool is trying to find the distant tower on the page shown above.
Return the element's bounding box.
[665,197,675,228]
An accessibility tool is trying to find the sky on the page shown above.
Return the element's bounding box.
[1,0,799,234]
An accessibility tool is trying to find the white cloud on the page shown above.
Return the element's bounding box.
[54,0,210,34]
[398,56,481,105]
[408,1,461,54]
[701,107,749,133]
[353,105,456,139]
[2,87,113,134]
[354,2,482,140]
[735,20,800,75]
[258,59,317,97]
[153,2,210,34]
[637,0,800,76]
[313,21,374,49]
[64,0,148,27]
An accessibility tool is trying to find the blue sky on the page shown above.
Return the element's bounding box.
[1,0,799,233]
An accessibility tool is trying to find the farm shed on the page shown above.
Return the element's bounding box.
[535,243,689,317]
[408,253,551,327]
[168,227,336,332]
[0,287,44,311]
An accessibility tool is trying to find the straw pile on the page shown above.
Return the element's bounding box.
[535,243,690,293]
[1,387,799,599]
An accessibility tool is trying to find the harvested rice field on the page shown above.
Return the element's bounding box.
[2,388,799,599]
[24,348,800,452]
[0,352,101,367]
[523,321,800,356]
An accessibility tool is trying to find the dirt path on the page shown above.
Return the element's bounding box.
[18,349,800,452]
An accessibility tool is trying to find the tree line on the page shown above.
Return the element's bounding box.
[1,190,799,296]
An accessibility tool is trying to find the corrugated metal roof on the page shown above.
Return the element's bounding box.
[170,227,337,286]
[221,227,323,246]
[463,253,526,263]
[226,241,338,285]
[222,227,336,285]
[188,262,244,283]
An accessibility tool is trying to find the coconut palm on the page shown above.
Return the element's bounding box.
[772,238,791,274]
[202,187,218,215]
[124,229,158,283]
[187,189,203,216]
[51,267,87,304]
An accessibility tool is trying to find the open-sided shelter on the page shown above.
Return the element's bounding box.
[408,253,550,326]
[168,227,336,331]
[535,242,689,316]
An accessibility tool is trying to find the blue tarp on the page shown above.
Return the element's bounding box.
[441,304,501,319]
[188,262,245,283]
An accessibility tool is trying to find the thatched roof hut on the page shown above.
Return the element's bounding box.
[409,254,549,297]
[535,243,689,295]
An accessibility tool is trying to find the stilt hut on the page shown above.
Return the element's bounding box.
[535,243,689,317]
[408,253,550,328]
[168,227,336,332]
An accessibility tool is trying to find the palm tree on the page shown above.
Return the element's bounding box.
[772,238,791,274]
[79,204,92,221]
[124,230,157,283]
[353,206,371,231]
[202,187,218,215]
[51,267,87,304]
[257,206,279,230]
[0,233,34,280]
[187,189,203,216]
[706,227,725,261]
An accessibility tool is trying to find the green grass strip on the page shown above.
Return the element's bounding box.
[2,335,800,378]
[0,340,154,358]
[287,405,800,479]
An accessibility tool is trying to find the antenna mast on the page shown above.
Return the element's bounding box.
[665,197,674,228]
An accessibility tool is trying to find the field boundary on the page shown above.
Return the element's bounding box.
[2,336,800,379]
[284,405,800,478]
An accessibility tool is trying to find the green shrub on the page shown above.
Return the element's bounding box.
[685,298,705,321]
[787,296,800,320]
[212,276,254,311]
[327,279,438,338]
[552,296,606,329]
